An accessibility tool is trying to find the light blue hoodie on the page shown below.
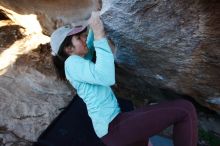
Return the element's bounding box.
[64,28,121,138]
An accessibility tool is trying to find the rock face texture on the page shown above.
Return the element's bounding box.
[100,0,220,112]
[0,66,72,142]
[0,0,100,34]
[0,0,220,111]
[0,0,220,144]
[0,19,72,144]
[1,0,218,112]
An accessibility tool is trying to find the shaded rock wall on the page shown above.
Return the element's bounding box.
[101,0,220,112]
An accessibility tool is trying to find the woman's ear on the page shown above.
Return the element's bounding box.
[64,46,74,55]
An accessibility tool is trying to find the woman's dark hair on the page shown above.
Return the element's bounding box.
[52,35,73,80]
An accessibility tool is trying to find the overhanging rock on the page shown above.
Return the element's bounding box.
[0,0,100,34]
[101,0,220,113]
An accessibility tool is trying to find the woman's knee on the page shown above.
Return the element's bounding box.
[174,99,197,117]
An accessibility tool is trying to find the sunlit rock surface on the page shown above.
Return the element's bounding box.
[0,0,100,34]
[0,66,72,142]
[0,19,72,144]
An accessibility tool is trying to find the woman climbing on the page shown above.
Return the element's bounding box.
[50,11,198,146]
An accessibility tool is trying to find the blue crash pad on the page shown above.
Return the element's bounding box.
[150,135,173,146]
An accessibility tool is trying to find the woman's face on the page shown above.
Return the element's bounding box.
[70,31,88,57]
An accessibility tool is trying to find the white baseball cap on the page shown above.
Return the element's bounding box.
[50,24,87,56]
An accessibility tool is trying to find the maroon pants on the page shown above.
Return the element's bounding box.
[101,99,198,146]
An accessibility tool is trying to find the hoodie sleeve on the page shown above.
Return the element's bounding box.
[84,28,95,60]
[65,38,115,86]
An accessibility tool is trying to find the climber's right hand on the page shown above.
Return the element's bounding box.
[88,11,105,40]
